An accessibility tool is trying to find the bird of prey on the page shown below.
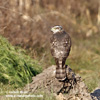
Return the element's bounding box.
[50,26,71,81]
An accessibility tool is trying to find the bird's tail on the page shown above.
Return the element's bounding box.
[56,59,66,81]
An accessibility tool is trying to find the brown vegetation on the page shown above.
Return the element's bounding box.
[0,0,99,58]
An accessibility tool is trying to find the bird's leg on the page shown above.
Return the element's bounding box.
[57,78,67,94]
[57,82,65,95]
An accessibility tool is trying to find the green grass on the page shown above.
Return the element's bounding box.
[0,35,42,93]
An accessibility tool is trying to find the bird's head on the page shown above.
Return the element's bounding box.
[51,26,63,34]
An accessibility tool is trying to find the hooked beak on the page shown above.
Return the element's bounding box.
[51,27,55,32]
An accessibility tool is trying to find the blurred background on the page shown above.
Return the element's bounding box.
[0,0,100,93]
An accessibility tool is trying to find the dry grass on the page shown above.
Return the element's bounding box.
[66,34,100,92]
